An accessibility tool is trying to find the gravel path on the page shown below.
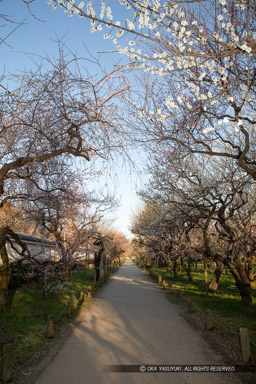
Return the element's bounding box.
[35,259,243,384]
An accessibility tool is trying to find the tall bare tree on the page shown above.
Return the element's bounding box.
[135,153,256,304]
[0,47,125,311]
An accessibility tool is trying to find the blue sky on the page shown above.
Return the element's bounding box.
[0,0,147,238]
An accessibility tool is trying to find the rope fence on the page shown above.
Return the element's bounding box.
[144,266,256,364]
[0,263,123,383]
[0,294,85,382]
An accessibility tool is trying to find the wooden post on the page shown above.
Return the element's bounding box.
[162,280,168,289]
[239,327,251,363]
[79,291,85,304]
[177,290,181,303]
[87,291,91,298]
[158,275,162,286]
[87,284,92,297]
[187,298,194,313]
[46,315,54,339]
[168,283,173,294]
[205,283,209,296]
[205,310,214,330]
[2,344,13,383]
[67,300,72,318]
[43,269,47,299]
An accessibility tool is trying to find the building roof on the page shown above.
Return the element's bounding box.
[14,233,57,246]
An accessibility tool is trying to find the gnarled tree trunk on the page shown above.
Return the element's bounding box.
[247,256,255,289]
[55,233,69,277]
[0,226,31,312]
[183,256,193,283]
[235,258,254,305]
[0,242,10,312]
[94,238,105,282]
[217,254,254,306]
[208,264,222,292]
[173,257,179,278]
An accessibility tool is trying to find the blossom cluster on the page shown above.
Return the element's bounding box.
[48,0,256,133]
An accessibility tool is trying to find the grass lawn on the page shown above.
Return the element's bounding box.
[143,261,256,363]
[0,267,106,382]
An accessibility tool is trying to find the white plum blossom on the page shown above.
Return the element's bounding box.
[165,95,176,109]
[49,0,256,140]
[227,96,234,103]
[177,96,183,104]
[203,127,215,133]
[240,43,252,54]
[78,2,85,9]
[116,30,124,38]
[106,6,113,20]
